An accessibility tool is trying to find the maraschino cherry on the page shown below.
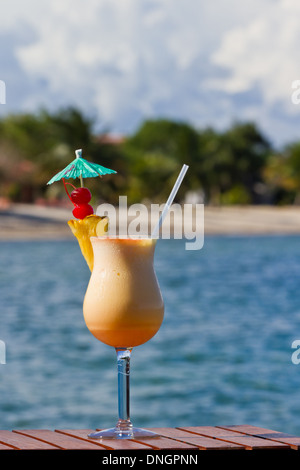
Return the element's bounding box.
[70,187,92,204]
[72,203,94,219]
[63,178,94,219]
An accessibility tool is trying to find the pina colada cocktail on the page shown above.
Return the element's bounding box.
[47,149,187,440]
[83,237,164,348]
[83,235,164,439]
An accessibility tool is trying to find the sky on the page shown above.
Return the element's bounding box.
[0,0,300,148]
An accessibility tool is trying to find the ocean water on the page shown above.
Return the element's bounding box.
[1,235,300,435]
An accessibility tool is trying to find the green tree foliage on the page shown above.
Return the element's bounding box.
[0,107,299,206]
[122,119,272,205]
[198,122,272,204]
[263,142,300,204]
[122,119,200,203]
[0,107,121,203]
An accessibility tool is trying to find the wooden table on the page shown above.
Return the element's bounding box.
[0,424,299,452]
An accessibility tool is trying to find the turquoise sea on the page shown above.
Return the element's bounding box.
[1,235,300,436]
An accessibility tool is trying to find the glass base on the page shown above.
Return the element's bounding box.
[88,426,158,440]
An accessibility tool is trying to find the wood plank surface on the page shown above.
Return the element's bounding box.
[0,430,59,450]
[57,429,157,450]
[218,425,300,450]
[0,426,296,450]
[150,427,244,450]
[58,428,198,450]
[177,426,290,450]
[13,429,102,450]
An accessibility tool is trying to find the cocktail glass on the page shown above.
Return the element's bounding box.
[83,235,164,439]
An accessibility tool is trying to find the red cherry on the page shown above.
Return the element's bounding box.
[72,203,94,219]
[70,187,92,204]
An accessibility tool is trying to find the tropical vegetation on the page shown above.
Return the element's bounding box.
[0,106,299,207]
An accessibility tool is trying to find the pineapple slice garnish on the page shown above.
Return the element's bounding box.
[68,214,108,271]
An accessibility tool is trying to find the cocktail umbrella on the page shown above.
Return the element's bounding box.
[47,148,117,187]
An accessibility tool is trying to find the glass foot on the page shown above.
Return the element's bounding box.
[88,426,158,440]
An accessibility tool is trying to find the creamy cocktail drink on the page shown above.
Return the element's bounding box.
[83,236,164,348]
[47,149,187,440]
[82,235,164,439]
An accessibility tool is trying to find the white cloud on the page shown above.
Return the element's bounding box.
[0,0,300,146]
[211,0,300,105]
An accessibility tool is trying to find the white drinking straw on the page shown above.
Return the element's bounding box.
[152,164,189,238]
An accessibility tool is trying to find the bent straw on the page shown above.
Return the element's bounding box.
[152,164,189,238]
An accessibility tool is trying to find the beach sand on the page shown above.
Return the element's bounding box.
[203,205,300,235]
[0,203,300,239]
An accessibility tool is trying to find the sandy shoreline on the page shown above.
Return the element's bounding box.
[0,203,300,239]
[203,205,300,235]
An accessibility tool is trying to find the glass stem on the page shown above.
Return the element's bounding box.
[115,348,133,434]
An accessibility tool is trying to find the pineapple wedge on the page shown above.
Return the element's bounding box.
[68,214,108,271]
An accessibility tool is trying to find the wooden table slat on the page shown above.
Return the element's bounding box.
[132,436,197,450]
[0,425,296,450]
[149,427,244,450]
[0,430,59,450]
[218,424,300,450]
[57,429,157,450]
[59,429,198,450]
[0,443,17,450]
[13,429,103,450]
[177,426,290,450]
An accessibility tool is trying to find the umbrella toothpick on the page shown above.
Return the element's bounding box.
[46,147,116,186]
[76,149,84,187]
[75,149,82,159]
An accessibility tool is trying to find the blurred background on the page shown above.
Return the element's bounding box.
[0,0,300,207]
[1,0,300,438]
